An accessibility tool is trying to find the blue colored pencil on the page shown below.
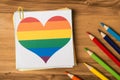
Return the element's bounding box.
[100,22,120,41]
[98,29,120,54]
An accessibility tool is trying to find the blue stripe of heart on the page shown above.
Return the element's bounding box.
[28,47,61,57]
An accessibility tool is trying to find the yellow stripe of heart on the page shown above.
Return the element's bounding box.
[17,29,71,40]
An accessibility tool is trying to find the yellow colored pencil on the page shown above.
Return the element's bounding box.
[84,63,109,80]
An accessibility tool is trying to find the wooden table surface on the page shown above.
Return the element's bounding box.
[0,0,120,80]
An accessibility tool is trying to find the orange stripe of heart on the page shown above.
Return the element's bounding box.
[17,21,71,31]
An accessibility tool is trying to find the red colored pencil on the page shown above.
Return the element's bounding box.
[87,32,120,67]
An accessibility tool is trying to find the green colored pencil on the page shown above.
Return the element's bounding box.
[84,48,120,80]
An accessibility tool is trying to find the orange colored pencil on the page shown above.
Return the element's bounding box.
[65,71,81,80]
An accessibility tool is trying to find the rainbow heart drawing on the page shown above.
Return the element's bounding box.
[17,16,71,63]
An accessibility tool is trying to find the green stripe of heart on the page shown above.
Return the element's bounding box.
[19,38,70,48]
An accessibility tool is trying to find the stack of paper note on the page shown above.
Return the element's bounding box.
[13,8,75,70]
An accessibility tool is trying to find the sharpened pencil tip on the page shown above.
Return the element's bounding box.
[65,71,69,74]
[84,63,89,67]
[84,63,92,69]
[100,22,105,27]
[86,32,90,34]
[83,63,87,66]
[84,48,88,51]
[98,29,102,33]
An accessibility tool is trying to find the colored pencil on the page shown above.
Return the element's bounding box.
[98,29,120,54]
[84,63,109,80]
[87,32,120,67]
[65,71,81,80]
[100,22,120,41]
[84,48,120,80]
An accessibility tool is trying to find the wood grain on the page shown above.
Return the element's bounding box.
[0,0,120,80]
